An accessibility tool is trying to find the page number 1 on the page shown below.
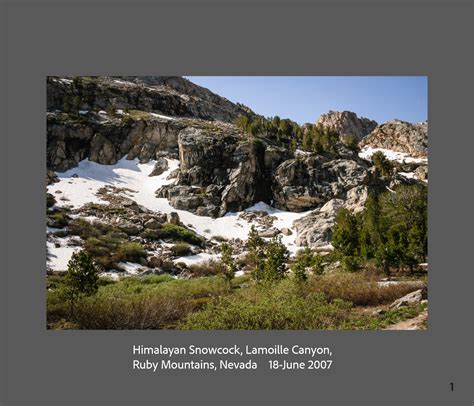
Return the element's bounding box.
[450,382,454,391]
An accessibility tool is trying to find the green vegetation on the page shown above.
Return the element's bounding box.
[302,123,340,154]
[141,223,203,246]
[341,134,360,152]
[46,270,424,330]
[62,250,100,316]
[291,248,325,278]
[84,233,147,269]
[332,184,428,275]
[371,151,393,177]
[235,115,301,147]
[46,208,70,228]
[170,242,192,257]
[220,242,236,285]
[245,226,289,282]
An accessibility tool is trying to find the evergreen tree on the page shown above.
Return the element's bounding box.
[64,250,100,316]
[332,208,359,257]
[371,151,393,177]
[262,235,289,282]
[246,225,265,280]
[220,242,236,286]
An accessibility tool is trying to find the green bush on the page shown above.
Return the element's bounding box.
[47,210,70,228]
[171,242,192,257]
[188,260,225,278]
[142,223,203,246]
[70,275,228,329]
[69,218,114,239]
[179,281,351,330]
[84,234,146,269]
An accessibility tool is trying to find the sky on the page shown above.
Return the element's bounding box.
[186,76,427,125]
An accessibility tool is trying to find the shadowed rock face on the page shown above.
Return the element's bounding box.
[360,120,428,158]
[46,112,180,171]
[316,110,378,141]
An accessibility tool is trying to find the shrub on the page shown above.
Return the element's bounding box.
[188,260,225,278]
[293,248,325,275]
[47,210,70,228]
[142,223,203,246]
[115,242,147,263]
[69,218,114,239]
[84,234,146,269]
[304,273,419,307]
[170,242,192,257]
[71,275,228,329]
[179,281,352,330]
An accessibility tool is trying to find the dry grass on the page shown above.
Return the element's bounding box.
[304,272,421,307]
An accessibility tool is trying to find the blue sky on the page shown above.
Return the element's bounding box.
[186,76,427,125]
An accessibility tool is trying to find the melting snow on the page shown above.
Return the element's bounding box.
[46,238,81,272]
[399,171,416,179]
[359,147,427,164]
[173,253,220,265]
[47,156,313,270]
[150,112,174,120]
[116,262,150,274]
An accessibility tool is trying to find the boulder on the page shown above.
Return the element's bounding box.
[390,286,428,309]
[148,157,169,177]
[144,218,161,229]
[280,227,293,236]
[258,227,280,238]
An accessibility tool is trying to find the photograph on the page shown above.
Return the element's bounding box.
[46,76,428,330]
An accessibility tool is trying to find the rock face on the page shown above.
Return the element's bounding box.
[47,76,428,254]
[316,111,378,141]
[48,76,254,123]
[272,156,370,212]
[293,185,368,248]
[47,111,180,171]
[360,120,428,158]
[157,129,291,217]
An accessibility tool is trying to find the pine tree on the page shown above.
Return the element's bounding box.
[262,235,289,282]
[246,225,265,280]
[332,208,359,257]
[220,242,236,286]
[63,250,100,316]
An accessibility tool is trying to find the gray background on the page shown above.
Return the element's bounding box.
[2,0,473,405]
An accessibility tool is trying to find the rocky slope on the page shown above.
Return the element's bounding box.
[46,76,428,276]
[316,110,378,141]
[360,119,428,158]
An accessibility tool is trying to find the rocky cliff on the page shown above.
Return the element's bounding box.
[360,119,428,158]
[47,76,426,252]
[316,110,378,141]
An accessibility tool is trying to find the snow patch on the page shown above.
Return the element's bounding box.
[46,238,81,272]
[150,112,174,121]
[173,253,220,265]
[359,147,427,164]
